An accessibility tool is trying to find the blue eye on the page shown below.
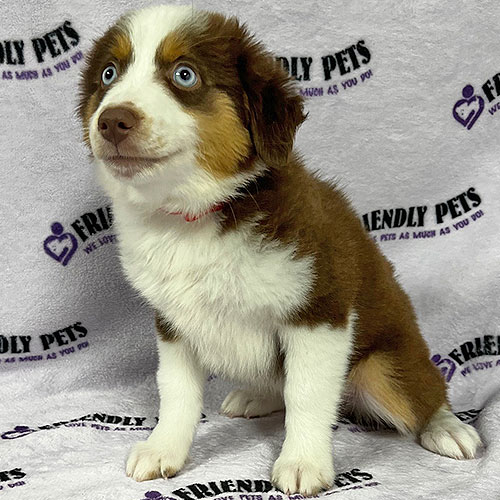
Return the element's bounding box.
[102,64,118,86]
[173,65,198,88]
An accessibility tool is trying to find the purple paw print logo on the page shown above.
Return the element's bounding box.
[431,354,456,383]
[43,222,78,266]
[453,85,484,130]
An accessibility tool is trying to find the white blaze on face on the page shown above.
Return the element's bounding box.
[88,6,203,199]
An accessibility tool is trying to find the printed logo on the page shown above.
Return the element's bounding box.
[1,413,150,440]
[43,222,78,266]
[452,72,500,128]
[453,85,484,130]
[43,205,116,266]
[276,40,373,98]
[1,20,83,82]
[455,409,482,424]
[362,186,485,243]
[0,468,27,492]
[432,334,500,380]
[0,412,207,440]
[431,354,456,382]
[142,471,379,500]
[0,321,89,365]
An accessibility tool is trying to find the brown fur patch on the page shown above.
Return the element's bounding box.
[109,31,132,63]
[155,312,178,342]
[81,93,100,144]
[192,92,252,177]
[78,19,133,145]
[157,31,192,65]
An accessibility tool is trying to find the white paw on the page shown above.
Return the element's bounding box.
[220,389,284,418]
[272,454,334,496]
[126,440,186,481]
[420,407,482,459]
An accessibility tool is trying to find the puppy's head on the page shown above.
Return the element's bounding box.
[78,6,305,209]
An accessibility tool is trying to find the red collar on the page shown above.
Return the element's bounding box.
[165,203,225,222]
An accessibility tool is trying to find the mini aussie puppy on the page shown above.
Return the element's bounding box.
[79,5,482,495]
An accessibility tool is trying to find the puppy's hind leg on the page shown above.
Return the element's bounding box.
[420,405,482,459]
[348,349,482,458]
[220,388,284,418]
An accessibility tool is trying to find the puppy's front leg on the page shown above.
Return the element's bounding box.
[273,321,353,495]
[127,336,205,481]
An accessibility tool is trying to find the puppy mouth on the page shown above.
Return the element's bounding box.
[101,151,181,178]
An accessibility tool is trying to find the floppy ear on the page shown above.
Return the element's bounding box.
[238,38,307,167]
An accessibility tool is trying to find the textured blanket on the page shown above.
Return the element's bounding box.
[1,0,499,499]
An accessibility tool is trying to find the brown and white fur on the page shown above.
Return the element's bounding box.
[78,5,482,496]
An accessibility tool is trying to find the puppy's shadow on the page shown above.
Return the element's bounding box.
[184,411,285,473]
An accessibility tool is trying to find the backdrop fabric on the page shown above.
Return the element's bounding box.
[1,1,499,499]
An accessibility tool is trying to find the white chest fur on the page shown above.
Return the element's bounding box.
[114,205,314,382]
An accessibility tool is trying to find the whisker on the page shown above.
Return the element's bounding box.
[243,187,261,211]
[227,200,238,228]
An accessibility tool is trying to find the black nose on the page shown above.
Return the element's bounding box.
[98,106,139,145]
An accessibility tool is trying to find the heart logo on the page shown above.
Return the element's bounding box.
[453,85,484,130]
[43,222,78,266]
[1,425,36,440]
[431,354,456,383]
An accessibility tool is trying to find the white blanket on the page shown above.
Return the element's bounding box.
[1,1,499,499]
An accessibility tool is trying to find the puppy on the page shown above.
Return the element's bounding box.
[79,5,482,495]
